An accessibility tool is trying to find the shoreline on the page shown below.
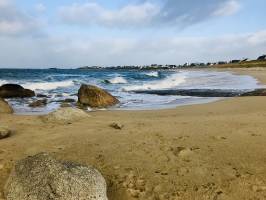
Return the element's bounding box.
[1,68,266,199]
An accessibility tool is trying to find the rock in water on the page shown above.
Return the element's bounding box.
[29,99,47,107]
[0,126,11,139]
[4,153,108,200]
[41,107,90,124]
[0,84,35,98]
[0,98,13,114]
[78,84,119,108]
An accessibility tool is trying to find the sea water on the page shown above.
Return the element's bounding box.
[0,68,263,114]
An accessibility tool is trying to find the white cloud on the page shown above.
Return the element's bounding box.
[59,2,159,28]
[59,0,241,28]
[0,0,42,36]
[213,0,241,16]
[0,30,265,68]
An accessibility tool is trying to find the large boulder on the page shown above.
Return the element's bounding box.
[4,153,108,200]
[0,84,35,98]
[0,98,13,114]
[41,107,90,124]
[78,84,119,108]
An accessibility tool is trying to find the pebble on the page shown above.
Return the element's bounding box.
[0,163,4,170]
[128,189,140,198]
[110,123,124,130]
[0,126,11,139]
[153,185,163,193]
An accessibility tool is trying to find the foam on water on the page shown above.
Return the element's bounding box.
[108,76,128,84]
[22,80,74,91]
[123,72,187,91]
[145,71,159,77]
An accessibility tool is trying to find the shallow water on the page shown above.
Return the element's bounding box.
[0,68,263,114]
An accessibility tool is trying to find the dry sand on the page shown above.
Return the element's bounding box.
[1,68,266,200]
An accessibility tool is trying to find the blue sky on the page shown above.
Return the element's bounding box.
[0,0,266,68]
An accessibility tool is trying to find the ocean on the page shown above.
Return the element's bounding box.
[0,68,263,114]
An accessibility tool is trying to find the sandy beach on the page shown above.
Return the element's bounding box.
[1,68,266,200]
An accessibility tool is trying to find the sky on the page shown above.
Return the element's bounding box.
[0,0,266,68]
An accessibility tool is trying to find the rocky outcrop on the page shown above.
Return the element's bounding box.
[78,84,119,108]
[134,88,266,97]
[29,99,47,107]
[4,153,108,200]
[241,89,266,96]
[0,98,13,114]
[41,107,90,124]
[0,126,11,139]
[0,84,35,98]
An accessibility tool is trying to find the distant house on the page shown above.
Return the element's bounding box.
[218,61,227,65]
[230,60,241,64]
[257,55,266,60]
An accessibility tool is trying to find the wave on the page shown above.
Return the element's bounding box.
[108,77,128,84]
[22,80,74,91]
[145,71,159,77]
[0,80,8,86]
[123,73,186,91]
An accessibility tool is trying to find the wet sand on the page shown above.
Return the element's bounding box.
[1,68,266,200]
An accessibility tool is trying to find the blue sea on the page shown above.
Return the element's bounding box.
[0,68,263,114]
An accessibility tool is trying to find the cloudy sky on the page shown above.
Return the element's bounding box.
[0,0,266,68]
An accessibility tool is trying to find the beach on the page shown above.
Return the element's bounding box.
[1,68,266,200]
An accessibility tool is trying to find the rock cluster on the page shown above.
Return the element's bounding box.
[4,153,108,200]
[78,84,119,108]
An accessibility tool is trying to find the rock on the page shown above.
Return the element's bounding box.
[60,102,72,108]
[241,89,266,96]
[0,126,11,139]
[63,98,76,103]
[78,84,119,108]
[0,98,13,114]
[41,107,90,124]
[0,84,35,98]
[36,94,48,98]
[29,99,47,108]
[110,122,124,130]
[4,153,108,200]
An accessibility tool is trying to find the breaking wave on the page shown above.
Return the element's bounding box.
[22,80,74,91]
[145,71,159,77]
[108,77,128,84]
[123,73,186,91]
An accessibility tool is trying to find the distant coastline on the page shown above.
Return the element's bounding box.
[77,54,266,70]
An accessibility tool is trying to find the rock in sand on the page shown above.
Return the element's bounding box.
[41,107,90,123]
[4,153,108,200]
[0,126,11,139]
[0,98,13,114]
[110,122,124,130]
[78,84,119,108]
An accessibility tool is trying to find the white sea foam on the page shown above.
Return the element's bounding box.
[22,80,74,91]
[109,77,128,84]
[123,73,186,91]
[145,71,159,77]
[0,80,8,86]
